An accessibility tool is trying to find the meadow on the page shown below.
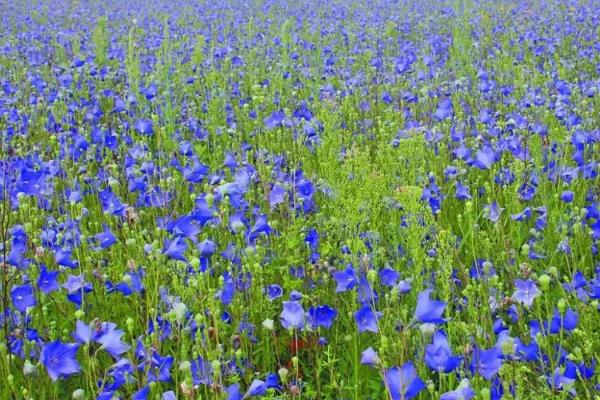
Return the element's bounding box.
[1,0,600,399]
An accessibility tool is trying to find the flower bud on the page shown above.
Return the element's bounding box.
[557,298,567,314]
[278,367,289,383]
[367,269,378,283]
[211,360,221,378]
[419,323,436,341]
[23,360,37,377]
[72,389,85,400]
[179,360,191,373]
[538,274,551,291]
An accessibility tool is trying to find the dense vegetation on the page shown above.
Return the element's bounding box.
[1,0,600,399]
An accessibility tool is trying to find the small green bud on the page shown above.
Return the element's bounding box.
[367,269,378,283]
[262,319,274,331]
[419,323,436,341]
[179,360,191,372]
[211,360,221,377]
[23,360,37,377]
[72,389,85,400]
[557,298,567,314]
[278,367,289,383]
[538,274,551,291]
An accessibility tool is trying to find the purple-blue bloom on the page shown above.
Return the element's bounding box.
[425,331,462,373]
[11,284,36,312]
[355,304,382,333]
[40,341,80,381]
[512,279,540,308]
[415,289,446,324]
[308,305,338,329]
[384,362,426,400]
[280,301,305,329]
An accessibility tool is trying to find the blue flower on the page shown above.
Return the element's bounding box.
[433,98,453,121]
[425,331,462,373]
[440,379,475,400]
[474,146,496,170]
[512,279,540,308]
[90,225,117,250]
[73,320,93,344]
[470,346,503,380]
[360,347,380,366]
[246,379,267,397]
[11,284,36,312]
[415,289,446,324]
[269,184,286,208]
[132,386,150,400]
[97,328,130,358]
[37,265,59,294]
[549,308,578,333]
[40,341,80,381]
[191,356,213,385]
[162,236,188,262]
[484,201,503,223]
[162,391,176,400]
[333,265,357,292]
[198,239,216,257]
[560,191,574,203]
[265,284,283,301]
[547,361,577,395]
[226,383,242,400]
[379,267,400,287]
[280,301,305,329]
[134,119,153,136]
[308,305,338,329]
[384,362,426,400]
[355,304,381,333]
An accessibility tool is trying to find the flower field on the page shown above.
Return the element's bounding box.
[1,0,600,399]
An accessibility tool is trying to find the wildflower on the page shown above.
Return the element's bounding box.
[415,289,446,324]
[355,304,382,333]
[40,341,80,381]
[384,362,426,400]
